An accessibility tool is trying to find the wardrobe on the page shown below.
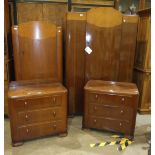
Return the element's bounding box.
[65,7,138,115]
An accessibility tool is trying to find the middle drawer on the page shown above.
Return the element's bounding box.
[89,103,133,121]
[17,107,64,126]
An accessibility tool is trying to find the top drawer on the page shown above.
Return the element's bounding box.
[87,92,134,107]
[13,95,62,111]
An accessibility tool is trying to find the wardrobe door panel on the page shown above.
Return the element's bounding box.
[118,15,138,82]
[65,13,86,115]
[85,7,122,82]
[12,21,62,82]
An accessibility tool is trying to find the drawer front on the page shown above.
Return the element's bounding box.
[89,116,131,134]
[89,103,133,121]
[18,120,66,141]
[18,107,65,126]
[14,95,62,111]
[88,92,134,107]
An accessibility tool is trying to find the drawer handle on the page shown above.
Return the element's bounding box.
[53,124,57,129]
[53,97,56,103]
[95,95,98,99]
[24,101,27,105]
[26,129,29,133]
[25,114,29,120]
[94,106,97,111]
[53,111,56,117]
[119,123,122,126]
[120,110,124,114]
[94,119,97,123]
[121,98,125,101]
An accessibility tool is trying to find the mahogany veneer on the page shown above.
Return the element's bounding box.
[65,7,138,115]
[8,80,67,146]
[83,80,139,138]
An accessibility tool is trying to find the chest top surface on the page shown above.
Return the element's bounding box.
[8,80,67,99]
[84,80,139,95]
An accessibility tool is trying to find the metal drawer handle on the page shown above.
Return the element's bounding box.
[53,111,56,117]
[94,106,97,111]
[94,119,97,123]
[119,123,122,126]
[25,114,28,119]
[53,124,57,129]
[121,98,125,101]
[120,110,124,114]
[53,97,56,102]
[26,129,29,133]
[25,101,27,105]
[95,95,98,99]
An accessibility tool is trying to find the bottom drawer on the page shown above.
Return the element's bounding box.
[89,116,132,135]
[18,120,66,141]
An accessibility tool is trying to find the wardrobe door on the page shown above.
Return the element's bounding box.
[85,7,122,82]
[118,15,138,82]
[65,12,86,115]
[12,21,62,82]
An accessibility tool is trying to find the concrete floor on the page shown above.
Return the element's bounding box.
[4,114,151,155]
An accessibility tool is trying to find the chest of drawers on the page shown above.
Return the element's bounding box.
[83,80,139,138]
[8,80,67,146]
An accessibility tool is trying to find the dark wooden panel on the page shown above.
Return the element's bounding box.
[133,68,151,114]
[134,9,151,71]
[85,7,122,82]
[12,21,62,82]
[43,3,67,27]
[118,15,138,82]
[17,3,43,24]
[65,12,86,115]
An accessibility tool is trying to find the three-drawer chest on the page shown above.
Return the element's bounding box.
[83,80,139,138]
[8,80,67,146]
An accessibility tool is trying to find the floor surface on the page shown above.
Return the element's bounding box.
[4,114,151,155]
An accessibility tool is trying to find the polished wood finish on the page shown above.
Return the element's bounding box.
[135,8,151,72]
[85,8,138,82]
[8,80,67,146]
[83,80,139,137]
[118,15,138,81]
[133,68,151,114]
[85,8,122,82]
[65,12,86,115]
[12,21,62,82]
[65,7,138,115]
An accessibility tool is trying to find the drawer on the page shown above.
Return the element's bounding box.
[14,95,62,111]
[18,120,66,141]
[89,116,131,134]
[89,103,133,121]
[17,107,65,126]
[88,92,133,107]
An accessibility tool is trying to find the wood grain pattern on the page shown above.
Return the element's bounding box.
[17,3,43,24]
[83,80,139,138]
[12,21,62,82]
[85,7,122,82]
[134,8,151,71]
[72,0,114,6]
[65,8,138,115]
[65,12,86,115]
[118,15,138,82]
[133,68,151,114]
[8,80,67,145]
[42,3,67,27]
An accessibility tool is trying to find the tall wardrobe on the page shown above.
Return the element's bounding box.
[65,7,138,115]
